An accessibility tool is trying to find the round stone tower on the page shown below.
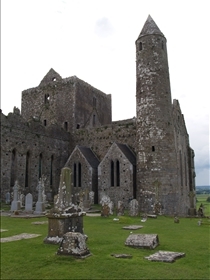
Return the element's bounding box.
[136,15,179,215]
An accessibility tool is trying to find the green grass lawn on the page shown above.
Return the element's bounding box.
[196,194,210,216]
[1,210,210,279]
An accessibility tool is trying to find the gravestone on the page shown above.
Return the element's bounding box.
[57,232,91,258]
[10,181,21,212]
[34,179,45,214]
[125,234,159,249]
[25,193,33,212]
[128,199,139,216]
[100,194,114,215]
[117,201,124,216]
[101,203,110,217]
[89,191,94,205]
[5,192,10,204]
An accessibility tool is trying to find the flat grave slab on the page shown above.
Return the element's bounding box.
[0,233,41,243]
[111,254,132,259]
[0,229,8,232]
[122,225,143,230]
[145,250,185,263]
[31,221,48,225]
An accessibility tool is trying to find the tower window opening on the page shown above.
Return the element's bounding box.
[45,94,50,104]
[52,77,56,81]
[64,121,68,131]
[139,42,142,51]
[93,114,96,126]
[152,146,155,152]
[76,124,80,129]
[44,120,47,126]
[93,97,97,108]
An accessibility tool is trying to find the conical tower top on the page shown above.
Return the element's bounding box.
[137,15,164,39]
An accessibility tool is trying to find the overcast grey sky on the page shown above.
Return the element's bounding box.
[1,0,209,186]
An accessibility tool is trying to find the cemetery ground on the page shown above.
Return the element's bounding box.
[0,200,210,280]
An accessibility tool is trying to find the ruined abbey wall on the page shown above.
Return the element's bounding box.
[21,73,112,133]
[0,108,71,201]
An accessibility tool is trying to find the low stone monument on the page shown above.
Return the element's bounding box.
[57,232,91,258]
[25,193,33,212]
[10,181,21,212]
[117,201,124,216]
[125,234,159,249]
[44,167,86,244]
[145,251,185,263]
[128,199,139,216]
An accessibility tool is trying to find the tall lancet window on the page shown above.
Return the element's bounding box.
[116,160,120,187]
[11,149,17,187]
[25,151,30,188]
[73,163,77,187]
[111,160,114,187]
[78,162,82,187]
[50,155,53,188]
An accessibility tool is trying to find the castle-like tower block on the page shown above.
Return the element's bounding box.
[136,16,180,215]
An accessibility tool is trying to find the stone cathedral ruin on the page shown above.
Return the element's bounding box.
[0,16,196,216]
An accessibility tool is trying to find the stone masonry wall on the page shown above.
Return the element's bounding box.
[74,118,137,161]
[1,110,71,201]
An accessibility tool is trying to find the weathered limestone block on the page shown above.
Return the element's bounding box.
[57,232,91,258]
[128,199,139,216]
[145,251,185,263]
[125,234,159,249]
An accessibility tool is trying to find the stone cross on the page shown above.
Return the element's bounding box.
[54,167,72,212]
[34,179,45,214]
